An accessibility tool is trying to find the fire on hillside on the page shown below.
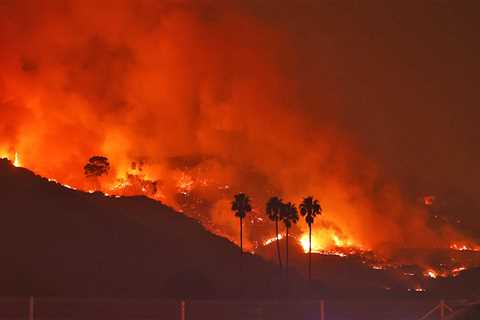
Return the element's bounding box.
[1,152,479,282]
[0,0,479,288]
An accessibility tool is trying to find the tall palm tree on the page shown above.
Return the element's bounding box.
[231,193,252,269]
[266,196,284,269]
[300,196,322,282]
[281,201,299,284]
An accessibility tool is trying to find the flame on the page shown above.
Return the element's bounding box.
[409,286,426,292]
[450,242,480,251]
[371,265,386,270]
[423,265,469,279]
[423,195,435,206]
[424,269,438,279]
[451,266,466,276]
[299,234,316,253]
[0,151,22,167]
[263,233,284,246]
[13,152,21,167]
[176,173,194,193]
[1,150,478,279]
[298,229,357,254]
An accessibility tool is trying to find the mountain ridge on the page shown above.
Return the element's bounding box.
[0,159,286,298]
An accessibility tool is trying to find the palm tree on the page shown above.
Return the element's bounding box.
[231,193,252,269]
[281,201,299,283]
[300,196,322,281]
[266,196,284,269]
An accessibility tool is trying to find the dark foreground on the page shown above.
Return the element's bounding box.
[0,297,477,320]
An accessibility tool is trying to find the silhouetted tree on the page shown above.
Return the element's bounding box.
[281,202,299,284]
[266,196,284,269]
[300,196,322,282]
[231,193,252,269]
[84,156,110,177]
[84,156,110,191]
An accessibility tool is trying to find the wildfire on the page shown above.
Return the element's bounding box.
[111,179,132,192]
[424,269,438,279]
[263,234,284,246]
[423,265,469,279]
[3,155,478,280]
[293,230,476,277]
[423,195,435,206]
[176,173,195,193]
[450,243,480,251]
[13,152,21,167]
[409,286,427,293]
[0,149,477,283]
[298,230,356,254]
[371,265,386,270]
[451,266,467,276]
[299,234,311,253]
[1,0,480,294]
[1,151,477,281]
[0,151,22,167]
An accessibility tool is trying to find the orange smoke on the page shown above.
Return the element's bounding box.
[0,0,474,255]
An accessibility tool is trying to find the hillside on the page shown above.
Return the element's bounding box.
[0,159,287,298]
[2,158,480,300]
[257,237,480,299]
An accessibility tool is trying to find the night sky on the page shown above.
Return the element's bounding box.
[248,0,480,210]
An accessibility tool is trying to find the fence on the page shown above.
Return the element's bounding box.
[0,297,469,320]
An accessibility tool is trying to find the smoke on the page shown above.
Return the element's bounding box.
[0,0,474,251]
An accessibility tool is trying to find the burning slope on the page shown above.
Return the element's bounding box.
[0,0,478,272]
[2,152,480,286]
[0,158,286,298]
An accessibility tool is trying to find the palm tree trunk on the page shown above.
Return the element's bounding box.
[286,226,289,283]
[275,219,282,269]
[309,224,312,282]
[240,216,243,296]
[240,216,243,264]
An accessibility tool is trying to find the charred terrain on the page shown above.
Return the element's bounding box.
[1,158,479,301]
[0,159,284,298]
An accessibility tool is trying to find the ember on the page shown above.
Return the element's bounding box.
[450,243,480,252]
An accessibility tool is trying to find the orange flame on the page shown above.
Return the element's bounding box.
[299,228,358,254]
[450,242,480,251]
[0,151,21,167]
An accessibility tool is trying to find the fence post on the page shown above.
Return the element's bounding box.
[28,296,34,320]
[255,304,263,320]
[440,300,445,320]
[180,300,186,320]
[320,300,325,320]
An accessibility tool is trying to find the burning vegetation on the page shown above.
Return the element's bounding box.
[3,150,480,284]
[0,0,479,285]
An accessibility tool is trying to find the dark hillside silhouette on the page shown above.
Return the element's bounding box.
[0,159,286,298]
[1,159,479,300]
